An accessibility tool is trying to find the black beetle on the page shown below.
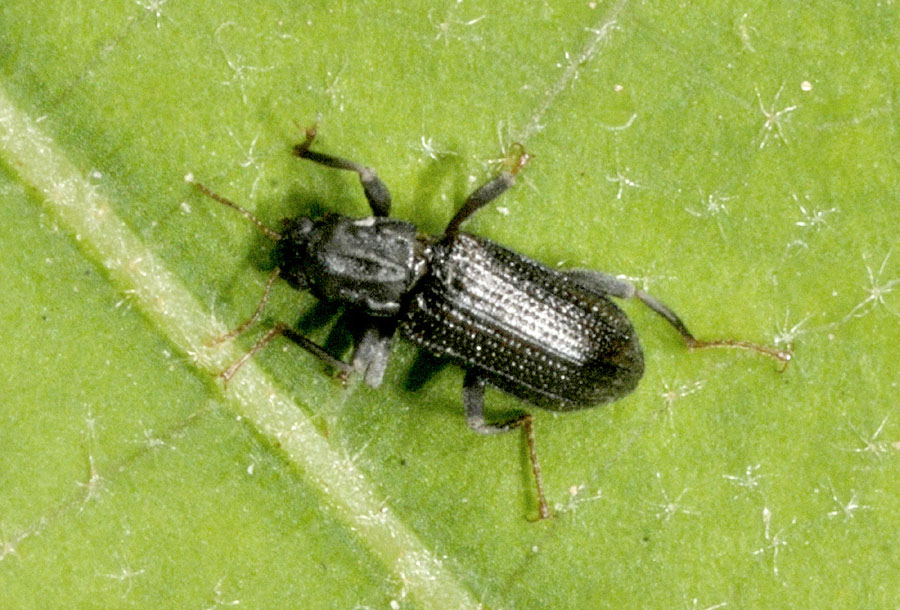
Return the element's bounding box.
[189,127,790,519]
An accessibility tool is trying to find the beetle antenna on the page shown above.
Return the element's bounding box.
[185,174,282,241]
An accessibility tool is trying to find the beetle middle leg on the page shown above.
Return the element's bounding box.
[463,370,551,519]
[350,317,397,388]
[565,270,792,367]
[444,144,530,235]
[293,125,392,217]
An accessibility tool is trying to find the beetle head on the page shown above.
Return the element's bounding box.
[273,217,316,290]
[273,214,422,316]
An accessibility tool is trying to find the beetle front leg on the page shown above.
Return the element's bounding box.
[565,270,792,368]
[462,370,551,519]
[207,269,281,347]
[293,126,392,217]
[220,323,353,383]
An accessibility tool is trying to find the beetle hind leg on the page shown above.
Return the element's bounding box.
[462,370,551,519]
[565,270,791,368]
[463,371,525,434]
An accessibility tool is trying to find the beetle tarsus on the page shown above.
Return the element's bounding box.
[217,322,353,384]
[633,289,792,368]
[684,337,792,370]
[218,324,287,383]
[506,142,531,176]
[520,414,551,520]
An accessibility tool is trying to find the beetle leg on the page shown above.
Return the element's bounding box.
[462,370,551,519]
[564,269,636,299]
[351,319,396,388]
[207,269,281,347]
[463,370,521,434]
[293,126,392,217]
[565,270,792,368]
[444,145,530,235]
[220,323,353,383]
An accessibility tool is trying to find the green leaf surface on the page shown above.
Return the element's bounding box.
[2,2,898,608]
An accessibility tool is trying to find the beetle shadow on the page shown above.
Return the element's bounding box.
[232,188,334,273]
[408,150,469,235]
[403,351,451,393]
[280,189,333,224]
[292,300,356,362]
[288,305,460,398]
[285,305,457,394]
